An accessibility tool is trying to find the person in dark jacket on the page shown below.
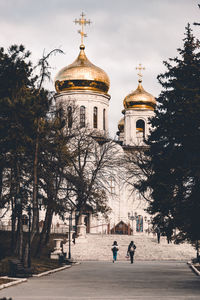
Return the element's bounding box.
[155,226,161,243]
[128,241,136,264]
[111,241,119,263]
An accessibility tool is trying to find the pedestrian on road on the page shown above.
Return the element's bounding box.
[155,226,161,244]
[128,240,136,264]
[111,241,119,263]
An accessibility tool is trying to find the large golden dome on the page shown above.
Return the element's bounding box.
[123,80,156,110]
[55,45,110,94]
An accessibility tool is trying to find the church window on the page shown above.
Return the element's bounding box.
[93,107,98,128]
[136,119,145,139]
[67,106,72,128]
[80,106,86,128]
[103,109,106,130]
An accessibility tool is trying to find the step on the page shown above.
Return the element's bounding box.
[69,234,196,261]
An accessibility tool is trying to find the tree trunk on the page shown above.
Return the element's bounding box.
[14,162,23,260]
[10,203,16,255]
[14,212,23,260]
[10,169,16,254]
[35,202,54,257]
[32,130,39,235]
[24,126,40,266]
[44,211,53,245]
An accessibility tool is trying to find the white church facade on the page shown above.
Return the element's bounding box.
[52,13,157,237]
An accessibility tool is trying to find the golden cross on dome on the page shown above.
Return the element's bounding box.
[136,63,145,81]
[74,12,91,45]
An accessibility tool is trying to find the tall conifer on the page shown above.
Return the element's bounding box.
[143,24,200,243]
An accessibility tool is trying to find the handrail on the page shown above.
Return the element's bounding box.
[89,223,108,229]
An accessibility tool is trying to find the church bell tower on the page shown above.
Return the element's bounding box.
[54,13,110,136]
[117,64,156,146]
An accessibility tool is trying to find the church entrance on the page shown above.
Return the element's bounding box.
[136,215,143,232]
[110,221,130,235]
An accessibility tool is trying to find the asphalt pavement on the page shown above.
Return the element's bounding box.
[0,261,200,299]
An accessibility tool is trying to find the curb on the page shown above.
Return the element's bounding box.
[72,262,81,265]
[32,264,72,277]
[0,262,78,289]
[0,277,27,290]
[187,261,200,276]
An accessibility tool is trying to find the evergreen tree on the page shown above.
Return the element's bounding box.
[0,45,38,257]
[0,44,63,263]
[141,24,200,244]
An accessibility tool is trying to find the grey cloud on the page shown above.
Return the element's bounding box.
[0,0,199,136]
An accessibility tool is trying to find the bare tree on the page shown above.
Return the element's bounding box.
[119,146,152,202]
[61,125,120,223]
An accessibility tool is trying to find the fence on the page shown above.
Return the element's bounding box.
[0,222,69,234]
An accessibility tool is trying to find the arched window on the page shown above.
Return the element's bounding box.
[93,107,98,128]
[80,106,86,128]
[103,109,106,130]
[136,215,143,232]
[67,106,72,128]
[136,119,145,139]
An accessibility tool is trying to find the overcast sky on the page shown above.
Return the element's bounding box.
[0,0,199,136]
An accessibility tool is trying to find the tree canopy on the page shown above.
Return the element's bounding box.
[140,24,200,243]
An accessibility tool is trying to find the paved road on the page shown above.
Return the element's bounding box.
[1,261,200,299]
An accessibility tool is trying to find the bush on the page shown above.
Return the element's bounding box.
[0,257,12,276]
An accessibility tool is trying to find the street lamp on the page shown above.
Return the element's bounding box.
[128,212,137,235]
[68,209,79,260]
[68,209,72,260]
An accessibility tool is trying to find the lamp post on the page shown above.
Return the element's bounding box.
[128,212,137,235]
[27,205,31,268]
[68,209,79,260]
[15,195,24,260]
[68,210,72,260]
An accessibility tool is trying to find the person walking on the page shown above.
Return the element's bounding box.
[155,226,161,244]
[128,241,136,264]
[111,241,119,263]
[165,226,173,244]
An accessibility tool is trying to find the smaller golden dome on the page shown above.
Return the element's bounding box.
[55,45,110,94]
[118,117,124,132]
[123,80,156,110]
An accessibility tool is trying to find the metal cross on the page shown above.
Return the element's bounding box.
[136,63,145,81]
[74,12,91,45]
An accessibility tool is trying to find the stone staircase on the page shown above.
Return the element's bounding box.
[69,233,196,261]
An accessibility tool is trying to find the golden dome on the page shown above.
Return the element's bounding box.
[123,80,156,110]
[118,117,124,132]
[55,45,110,94]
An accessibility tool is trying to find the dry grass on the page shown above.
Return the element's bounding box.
[0,278,14,285]
[31,258,62,274]
[194,265,200,272]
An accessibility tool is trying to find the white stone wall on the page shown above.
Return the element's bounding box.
[55,90,110,134]
[124,109,154,146]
